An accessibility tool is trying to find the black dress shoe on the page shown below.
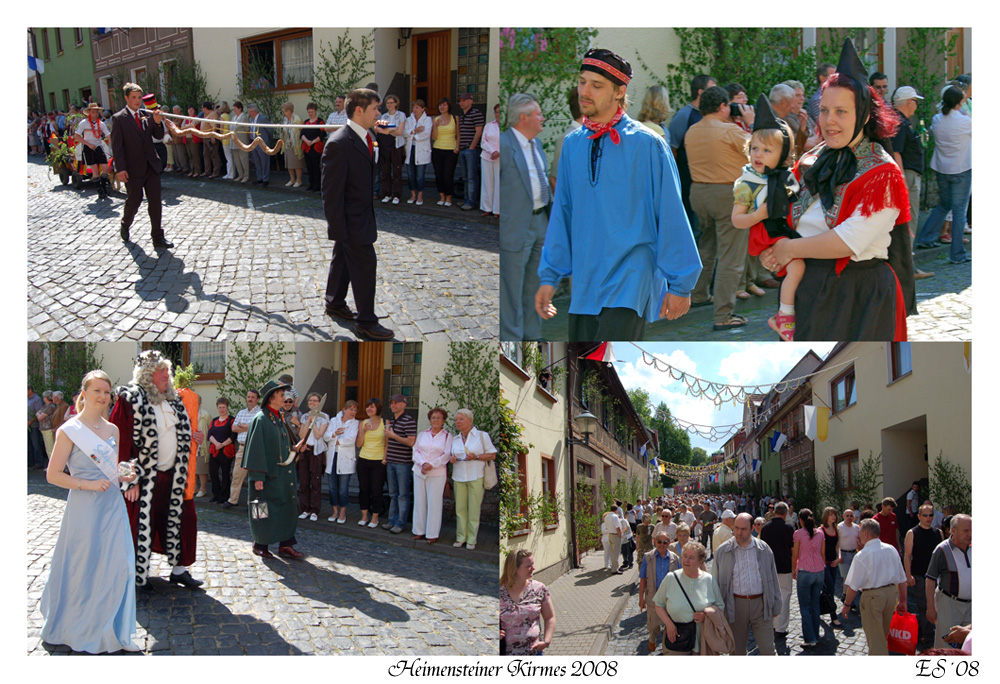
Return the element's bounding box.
[152,239,174,249]
[262,180,269,187]
[120,226,130,242]
[168,570,204,589]
[325,304,358,320]
[356,322,394,340]
[254,179,263,184]
[221,501,235,509]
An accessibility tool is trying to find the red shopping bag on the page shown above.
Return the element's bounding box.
[887,611,919,655]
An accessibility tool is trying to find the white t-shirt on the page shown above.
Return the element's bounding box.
[837,521,861,551]
[906,490,920,515]
[796,200,897,262]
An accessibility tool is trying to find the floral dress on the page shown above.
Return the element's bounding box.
[500,580,549,655]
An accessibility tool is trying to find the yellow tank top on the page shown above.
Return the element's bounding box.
[359,418,385,460]
[433,116,457,150]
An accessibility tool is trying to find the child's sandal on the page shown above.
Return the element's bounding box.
[768,312,795,341]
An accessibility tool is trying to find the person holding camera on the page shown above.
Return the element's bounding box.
[685,85,756,331]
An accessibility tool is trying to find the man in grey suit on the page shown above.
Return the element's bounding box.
[247,102,271,186]
[499,93,550,340]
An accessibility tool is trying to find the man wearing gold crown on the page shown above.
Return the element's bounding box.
[109,350,204,590]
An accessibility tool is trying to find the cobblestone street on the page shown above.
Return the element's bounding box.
[27,472,498,656]
[546,549,891,657]
[542,229,971,341]
[27,158,498,341]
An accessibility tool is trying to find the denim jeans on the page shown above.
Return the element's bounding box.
[796,570,824,643]
[823,564,843,614]
[407,159,428,193]
[458,148,481,208]
[838,550,860,608]
[386,462,413,529]
[915,168,971,262]
[327,469,352,508]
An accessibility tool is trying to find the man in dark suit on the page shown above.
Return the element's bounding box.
[320,88,394,340]
[110,82,171,247]
[247,103,271,186]
[499,93,550,340]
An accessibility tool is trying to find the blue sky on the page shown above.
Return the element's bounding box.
[608,342,838,454]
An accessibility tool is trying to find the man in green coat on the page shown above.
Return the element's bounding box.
[243,379,304,559]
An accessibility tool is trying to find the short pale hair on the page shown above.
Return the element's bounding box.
[455,408,474,422]
[507,93,539,128]
[769,83,795,104]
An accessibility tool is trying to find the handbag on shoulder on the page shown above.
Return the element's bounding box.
[663,570,699,652]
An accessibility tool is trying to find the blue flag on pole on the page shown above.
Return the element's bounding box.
[770,430,787,453]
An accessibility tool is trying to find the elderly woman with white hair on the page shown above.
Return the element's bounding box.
[448,408,496,550]
[411,407,453,543]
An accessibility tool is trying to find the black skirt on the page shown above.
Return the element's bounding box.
[794,258,898,341]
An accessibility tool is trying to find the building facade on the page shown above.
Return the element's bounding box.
[28,28,96,112]
[191,28,501,121]
[91,28,195,112]
[809,342,971,506]
[500,341,571,585]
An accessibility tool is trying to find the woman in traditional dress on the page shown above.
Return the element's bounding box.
[41,370,140,653]
[758,39,913,340]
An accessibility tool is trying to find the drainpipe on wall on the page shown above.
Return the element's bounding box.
[567,351,578,569]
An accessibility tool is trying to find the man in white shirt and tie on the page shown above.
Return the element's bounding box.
[499,92,550,340]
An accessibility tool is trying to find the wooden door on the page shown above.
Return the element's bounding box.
[412,30,451,108]
[339,342,384,409]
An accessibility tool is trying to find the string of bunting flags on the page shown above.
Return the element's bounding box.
[628,342,858,408]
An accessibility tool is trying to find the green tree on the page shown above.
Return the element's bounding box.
[498,28,597,151]
[238,52,284,129]
[498,392,532,543]
[638,28,817,114]
[213,343,294,410]
[896,28,960,204]
[690,447,709,468]
[27,343,104,399]
[310,30,376,118]
[928,452,971,515]
[573,481,602,552]
[426,342,499,435]
[850,451,884,509]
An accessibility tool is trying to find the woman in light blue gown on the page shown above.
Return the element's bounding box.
[41,370,141,654]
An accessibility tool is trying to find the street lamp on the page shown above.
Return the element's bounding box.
[567,410,598,446]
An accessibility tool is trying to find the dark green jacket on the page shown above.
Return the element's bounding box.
[243,407,298,545]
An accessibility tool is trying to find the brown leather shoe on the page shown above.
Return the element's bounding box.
[278,545,304,559]
[759,278,781,289]
[356,322,394,340]
[252,546,274,558]
[325,304,357,320]
[914,269,935,280]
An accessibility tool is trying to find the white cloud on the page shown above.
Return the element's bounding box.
[717,343,830,387]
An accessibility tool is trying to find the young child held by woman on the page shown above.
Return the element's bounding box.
[731,95,803,340]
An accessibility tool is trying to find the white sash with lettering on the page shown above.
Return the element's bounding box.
[61,417,119,482]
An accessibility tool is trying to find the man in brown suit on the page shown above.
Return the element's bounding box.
[110,82,171,248]
[200,101,221,178]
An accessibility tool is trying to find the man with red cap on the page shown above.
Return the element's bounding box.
[534,48,701,340]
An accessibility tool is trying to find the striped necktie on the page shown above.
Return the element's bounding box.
[530,140,550,206]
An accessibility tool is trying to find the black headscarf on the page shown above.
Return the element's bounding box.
[752,94,799,241]
[802,38,872,211]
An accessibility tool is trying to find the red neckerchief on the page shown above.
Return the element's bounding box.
[583,107,625,145]
[266,406,281,419]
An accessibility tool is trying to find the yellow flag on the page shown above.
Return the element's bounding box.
[817,406,829,442]
[964,342,971,373]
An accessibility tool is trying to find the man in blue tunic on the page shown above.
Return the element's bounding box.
[534,48,702,340]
